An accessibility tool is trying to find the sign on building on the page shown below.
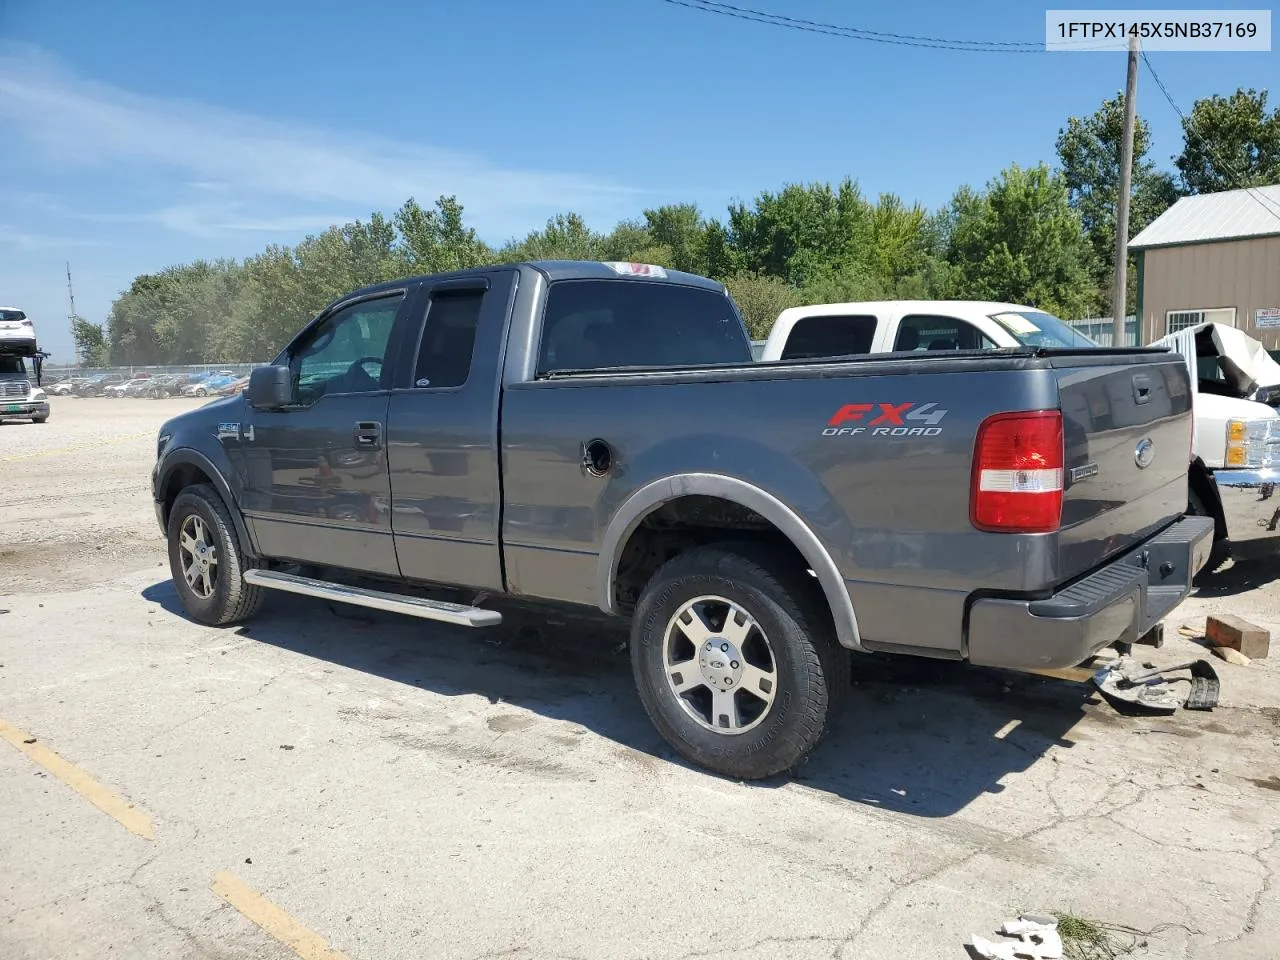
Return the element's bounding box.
[1257,308,1280,329]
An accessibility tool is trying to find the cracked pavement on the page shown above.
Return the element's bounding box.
[2,400,1280,959]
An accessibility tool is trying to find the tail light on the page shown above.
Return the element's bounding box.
[971,410,1064,533]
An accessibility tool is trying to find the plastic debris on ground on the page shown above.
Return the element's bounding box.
[1092,655,1220,714]
[970,914,1063,959]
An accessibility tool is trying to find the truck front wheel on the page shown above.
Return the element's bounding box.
[630,543,847,780]
[167,484,265,625]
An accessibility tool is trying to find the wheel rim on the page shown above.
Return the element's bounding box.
[178,514,218,599]
[663,595,778,735]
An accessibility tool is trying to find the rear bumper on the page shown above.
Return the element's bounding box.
[966,515,1215,671]
[1213,468,1280,554]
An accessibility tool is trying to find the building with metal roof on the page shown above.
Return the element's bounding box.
[1129,184,1280,346]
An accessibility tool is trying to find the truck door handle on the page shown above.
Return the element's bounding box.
[354,421,383,449]
[1132,373,1151,404]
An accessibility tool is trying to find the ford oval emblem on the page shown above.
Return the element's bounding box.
[1135,438,1155,469]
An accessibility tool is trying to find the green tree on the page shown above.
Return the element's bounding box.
[1057,94,1179,313]
[723,272,804,339]
[1175,88,1280,194]
[394,196,492,273]
[728,178,873,284]
[499,212,605,261]
[944,164,1096,319]
[643,203,711,274]
[71,314,109,366]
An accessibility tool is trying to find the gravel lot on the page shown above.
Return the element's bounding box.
[2,398,1279,960]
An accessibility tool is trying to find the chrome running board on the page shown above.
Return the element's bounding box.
[243,569,503,627]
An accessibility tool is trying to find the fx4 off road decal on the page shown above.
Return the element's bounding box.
[823,402,949,437]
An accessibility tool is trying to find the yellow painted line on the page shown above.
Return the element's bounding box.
[0,430,152,463]
[0,716,154,840]
[212,872,352,960]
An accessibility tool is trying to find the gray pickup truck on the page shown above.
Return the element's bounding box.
[152,261,1213,778]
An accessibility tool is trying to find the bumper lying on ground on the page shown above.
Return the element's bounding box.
[1214,468,1280,557]
[966,515,1216,671]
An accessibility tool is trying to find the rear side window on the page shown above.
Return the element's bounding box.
[894,314,996,352]
[781,315,877,360]
[413,290,484,389]
[538,280,751,375]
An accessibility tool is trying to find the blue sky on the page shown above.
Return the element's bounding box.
[1,0,1275,363]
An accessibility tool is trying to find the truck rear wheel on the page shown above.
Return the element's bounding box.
[630,543,847,780]
[167,484,265,625]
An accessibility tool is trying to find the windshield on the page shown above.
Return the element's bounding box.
[988,310,1099,349]
[0,357,26,375]
[0,309,27,322]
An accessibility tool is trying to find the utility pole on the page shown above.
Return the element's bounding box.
[66,262,77,366]
[65,261,77,316]
[1112,33,1139,342]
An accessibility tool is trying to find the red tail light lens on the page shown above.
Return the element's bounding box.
[971,410,1064,533]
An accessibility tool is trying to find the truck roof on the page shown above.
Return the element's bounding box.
[776,299,1039,319]
[327,261,726,313]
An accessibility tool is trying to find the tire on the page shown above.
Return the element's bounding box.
[630,542,848,780]
[167,483,265,625]
[1188,488,1230,575]
[194,387,207,397]
[31,415,48,424]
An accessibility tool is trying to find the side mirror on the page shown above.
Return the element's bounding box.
[246,365,292,409]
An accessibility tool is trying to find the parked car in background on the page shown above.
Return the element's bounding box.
[145,374,187,398]
[0,307,38,356]
[123,378,157,397]
[76,374,127,397]
[106,376,152,397]
[46,377,85,396]
[183,374,236,397]
[215,375,251,397]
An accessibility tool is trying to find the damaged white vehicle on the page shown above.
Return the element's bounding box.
[1153,322,1280,571]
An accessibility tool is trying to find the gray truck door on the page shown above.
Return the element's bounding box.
[239,292,405,576]
[386,272,513,591]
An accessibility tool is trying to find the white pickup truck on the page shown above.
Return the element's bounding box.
[758,301,1280,571]
[758,299,1100,361]
[1149,322,1280,569]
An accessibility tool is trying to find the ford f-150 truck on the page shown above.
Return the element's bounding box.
[152,261,1213,779]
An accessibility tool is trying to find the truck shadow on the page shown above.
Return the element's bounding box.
[143,580,1096,819]
[1192,554,1280,598]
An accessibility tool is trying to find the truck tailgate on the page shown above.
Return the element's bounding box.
[1055,354,1193,581]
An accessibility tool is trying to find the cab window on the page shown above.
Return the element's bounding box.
[289,294,402,404]
[893,315,996,352]
[538,280,751,375]
[781,315,878,360]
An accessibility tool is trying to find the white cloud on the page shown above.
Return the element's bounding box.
[0,44,645,239]
[0,224,106,251]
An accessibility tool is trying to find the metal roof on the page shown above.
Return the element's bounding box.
[1129,184,1280,249]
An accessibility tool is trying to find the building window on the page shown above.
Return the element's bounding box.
[1166,307,1236,336]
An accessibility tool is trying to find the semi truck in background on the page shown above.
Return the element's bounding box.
[0,308,50,425]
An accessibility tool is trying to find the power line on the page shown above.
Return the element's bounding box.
[1140,50,1280,222]
[659,0,1046,53]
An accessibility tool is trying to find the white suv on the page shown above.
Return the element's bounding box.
[0,308,37,356]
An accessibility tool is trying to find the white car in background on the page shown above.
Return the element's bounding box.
[0,307,37,356]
